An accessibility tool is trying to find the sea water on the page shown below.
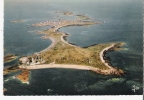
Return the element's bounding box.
[4,0,143,95]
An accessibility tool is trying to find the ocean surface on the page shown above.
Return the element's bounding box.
[4,0,143,95]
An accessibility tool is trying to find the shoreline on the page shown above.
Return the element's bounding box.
[99,44,115,69]
[38,37,56,53]
[36,31,124,75]
[18,43,125,76]
[16,77,29,84]
[61,33,78,47]
[19,62,124,76]
[15,70,30,84]
[22,13,125,76]
[35,20,102,53]
[4,55,19,63]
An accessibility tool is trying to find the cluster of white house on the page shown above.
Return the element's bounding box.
[32,19,83,27]
[19,53,45,66]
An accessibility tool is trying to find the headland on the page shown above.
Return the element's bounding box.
[4,11,126,84]
[22,11,125,76]
[4,65,20,75]
[15,69,30,84]
[4,54,18,63]
[10,19,24,23]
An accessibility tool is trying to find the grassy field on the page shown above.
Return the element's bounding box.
[4,12,125,77]
[40,41,120,70]
[34,17,124,71]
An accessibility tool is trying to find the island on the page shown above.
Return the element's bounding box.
[76,14,90,20]
[4,12,126,84]
[4,65,30,84]
[62,11,73,16]
[55,11,90,20]
[21,12,125,76]
[4,54,18,63]
[15,69,30,84]
[4,65,20,75]
[10,19,24,23]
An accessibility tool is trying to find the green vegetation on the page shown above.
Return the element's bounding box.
[76,15,90,20]
[40,41,117,70]
[32,12,124,71]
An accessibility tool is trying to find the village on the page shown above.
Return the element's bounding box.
[19,53,46,68]
[31,19,98,28]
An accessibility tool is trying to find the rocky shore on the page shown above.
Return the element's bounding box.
[17,12,126,76]
[15,69,30,84]
[4,54,18,63]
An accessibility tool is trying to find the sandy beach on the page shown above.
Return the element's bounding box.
[20,64,90,70]
[99,44,114,69]
[35,20,96,54]
[25,14,125,76]
[19,43,123,76]
[21,44,115,71]
[19,62,123,75]
[37,41,116,72]
[39,37,56,53]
